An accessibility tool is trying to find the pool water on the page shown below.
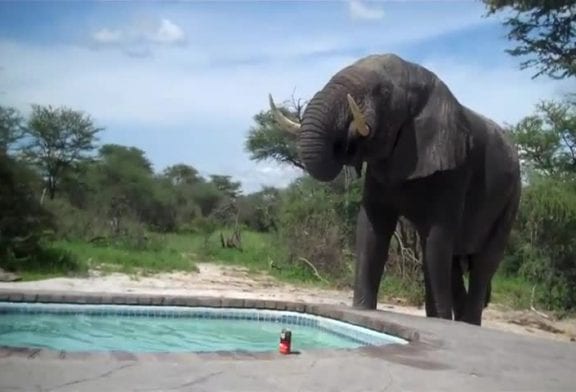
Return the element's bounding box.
[0,303,407,353]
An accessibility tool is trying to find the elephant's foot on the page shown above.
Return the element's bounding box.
[460,311,483,326]
[352,303,377,311]
[352,294,378,310]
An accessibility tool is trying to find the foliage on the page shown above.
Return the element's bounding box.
[192,215,219,249]
[209,174,242,199]
[503,98,576,311]
[4,93,574,314]
[22,105,102,199]
[76,144,179,232]
[0,106,25,154]
[277,176,352,281]
[244,97,305,170]
[0,154,55,271]
[512,99,576,177]
[484,0,576,79]
[163,164,202,186]
[237,186,281,232]
[509,176,576,310]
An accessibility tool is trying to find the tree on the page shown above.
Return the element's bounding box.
[245,97,305,170]
[99,144,153,174]
[0,154,54,268]
[0,106,25,155]
[484,0,576,79]
[209,175,241,199]
[163,164,201,186]
[23,105,102,199]
[237,186,281,232]
[504,97,576,310]
[192,181,224,217]
[512,99,576,178]
[93,144,175,232]
[160,164,204,230]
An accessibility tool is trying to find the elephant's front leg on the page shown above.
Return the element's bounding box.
[423,224,456,319]
[353,205,398,310]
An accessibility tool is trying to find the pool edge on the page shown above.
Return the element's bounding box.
[0,289,423,361]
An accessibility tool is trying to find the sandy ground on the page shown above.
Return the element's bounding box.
[1,263,575,343]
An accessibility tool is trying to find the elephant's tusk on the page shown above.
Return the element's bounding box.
[268,94,301,134]
[346,94,370,137]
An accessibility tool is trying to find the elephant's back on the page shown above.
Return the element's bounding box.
[455,108,521,255]
[350,54,436,83]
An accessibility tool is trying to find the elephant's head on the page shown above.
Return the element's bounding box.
[270,54,471,182]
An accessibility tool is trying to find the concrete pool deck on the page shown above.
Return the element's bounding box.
[0,289,575,391]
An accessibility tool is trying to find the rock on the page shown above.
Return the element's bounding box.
[0,268,21,282]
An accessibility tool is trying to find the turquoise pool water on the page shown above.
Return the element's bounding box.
[0,303,407,353]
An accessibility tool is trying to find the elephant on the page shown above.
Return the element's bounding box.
[269,53,521,326]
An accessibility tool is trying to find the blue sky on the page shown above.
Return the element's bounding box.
[0,0,572,193]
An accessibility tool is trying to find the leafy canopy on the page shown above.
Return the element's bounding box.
[245,98,305,170]
[512,99,576,178]
[484,0,576,79]
[22,105,102,199]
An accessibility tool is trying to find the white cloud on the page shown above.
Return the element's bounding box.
[1,38,569,192]
[348,0,385,21]
[0,39,350,192]
[0,1,571,193]
[90,18,186,56]
[149,19,186,45]
[92,28,124,44]
[234,163,303,194]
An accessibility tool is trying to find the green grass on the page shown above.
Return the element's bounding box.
[178,230,327,286]
[10,230,540,313]
[50,238,198,276]
[375,270,535,310]
[491,273,534,309]
[378,275,425,306]
[3,244,88,280]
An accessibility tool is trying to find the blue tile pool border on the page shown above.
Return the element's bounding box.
[0,289,420,360]
[0,302,408,348]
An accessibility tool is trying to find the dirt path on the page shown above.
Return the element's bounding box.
[1,263,575,342]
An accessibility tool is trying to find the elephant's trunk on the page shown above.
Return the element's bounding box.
[297,67,372,182]
[298,96,343,181]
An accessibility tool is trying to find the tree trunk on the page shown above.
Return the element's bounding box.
[47,176,56,200]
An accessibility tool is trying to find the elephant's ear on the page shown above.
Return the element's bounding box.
[386,78,472,181]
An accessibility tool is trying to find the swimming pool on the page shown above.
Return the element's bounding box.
[0,303,407,353]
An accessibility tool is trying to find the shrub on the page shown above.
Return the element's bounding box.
[0,155,55,270]
[277,177,351,281]
[507,176,576,311]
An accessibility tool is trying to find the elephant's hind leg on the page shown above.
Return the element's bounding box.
[462,248,504,325]
[452,255,468,321]
[423,258,438,317]
[463,187,520,325]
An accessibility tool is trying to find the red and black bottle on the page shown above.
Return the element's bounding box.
[279,329,292,354]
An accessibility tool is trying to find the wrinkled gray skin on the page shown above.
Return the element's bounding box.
[296,54,521,325]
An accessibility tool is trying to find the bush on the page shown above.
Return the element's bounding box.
[277,177,351,281]
[45,197,163,252]
[506,176,576,311]
[4,245,87,277]
[0,155,55,270]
